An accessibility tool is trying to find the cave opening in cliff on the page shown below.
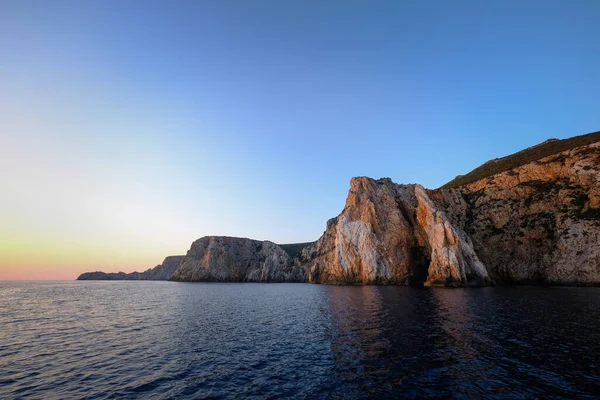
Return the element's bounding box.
[408,246,431,287]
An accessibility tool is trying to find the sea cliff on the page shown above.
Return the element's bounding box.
[169,236,307,282]
[301,179,490,286]
[300,131,600,286]
[79,131,600,287]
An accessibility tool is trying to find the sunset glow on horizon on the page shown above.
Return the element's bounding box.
[2,0,599,279]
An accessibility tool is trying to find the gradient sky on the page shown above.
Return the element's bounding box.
[1,0,599,279]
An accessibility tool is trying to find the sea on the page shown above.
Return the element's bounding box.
[1,281,599,399]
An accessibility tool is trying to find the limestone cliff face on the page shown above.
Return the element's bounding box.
[442,142,600,285]
[415,186,490,286]
[303,139,600,286]
[170,236,307,282]
[303,177,491,286]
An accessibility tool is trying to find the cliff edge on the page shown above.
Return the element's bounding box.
[301,178,491,286]
[446,140,600,285]
[169,236,308,282]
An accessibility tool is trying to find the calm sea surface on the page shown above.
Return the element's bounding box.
[1,281,599,399]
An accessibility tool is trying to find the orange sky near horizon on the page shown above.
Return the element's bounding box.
[0,229,189,280]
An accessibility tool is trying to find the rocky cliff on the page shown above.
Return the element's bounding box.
[77,255,184,280]
[443,141,600,285]
[302,178,491,286]
[302,131,600,286]
[143,256,185,280]
[78,131,600,287]
[169,236,308,282]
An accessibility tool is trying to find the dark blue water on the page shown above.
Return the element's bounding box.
[1,282,599,399]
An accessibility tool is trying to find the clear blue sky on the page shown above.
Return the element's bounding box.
[1,0,599,278]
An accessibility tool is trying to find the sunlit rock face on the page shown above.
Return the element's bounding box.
[170,140,600,287]
[302,177,491,286]
[442,142,600,285]
[415,186,491,287]
[169,236,307,282]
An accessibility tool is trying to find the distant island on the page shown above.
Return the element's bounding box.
[79,130,600,287]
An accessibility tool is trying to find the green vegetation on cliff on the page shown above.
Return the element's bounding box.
[441,130,600,189]
[277,242,314,259]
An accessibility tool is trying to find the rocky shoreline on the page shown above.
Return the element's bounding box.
[78,131,600,287]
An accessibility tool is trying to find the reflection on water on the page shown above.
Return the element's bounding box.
[1,282,599,399]
[325,286,389,398]
[322,286,600,398]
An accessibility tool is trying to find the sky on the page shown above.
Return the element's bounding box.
[1,0,599,279]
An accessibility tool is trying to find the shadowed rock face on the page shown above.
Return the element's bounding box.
[169,236,307,282]
[302,178,491,286]
[144,256,185,280]
[415,186,490,287]
[77,256,184,280]
[77,271,129,280]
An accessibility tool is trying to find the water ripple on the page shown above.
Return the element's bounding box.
[1,282,600,399]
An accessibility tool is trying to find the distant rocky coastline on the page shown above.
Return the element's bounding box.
[79,130,600,287]
[77,256,184,281]
[169,237,308,282]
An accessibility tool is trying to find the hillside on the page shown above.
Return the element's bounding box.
[441,130,600,189]
[277,242,315,259]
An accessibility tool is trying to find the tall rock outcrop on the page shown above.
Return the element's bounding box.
[302,132,600,286]
[169,236,307,282]
[302,177,491,286]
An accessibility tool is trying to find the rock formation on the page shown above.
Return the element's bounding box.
[169,236,308,282]
[77,255,184,280]
[302,131,600,286]
[441,141,600,285]
[302,178,491,286]
[78,130,600,287]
